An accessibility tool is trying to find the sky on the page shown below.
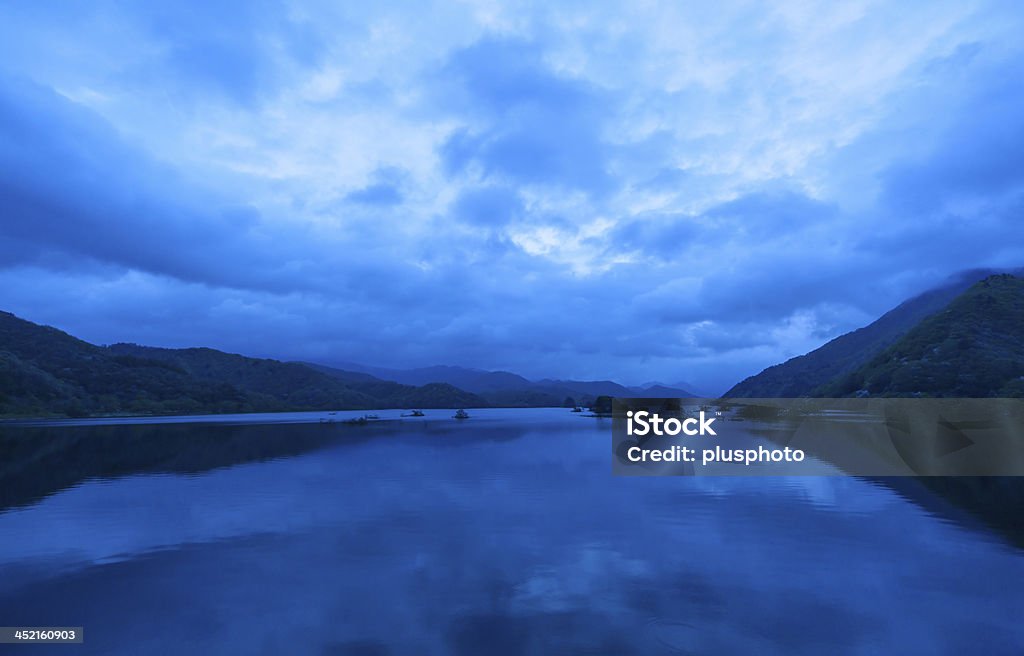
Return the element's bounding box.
[0,1,1022,393]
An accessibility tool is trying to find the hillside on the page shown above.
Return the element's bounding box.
[0,312,252,417]
[0,312,485,418]
[816,275,1024,397]
[107,343,378,410]
[726,268,1023,397]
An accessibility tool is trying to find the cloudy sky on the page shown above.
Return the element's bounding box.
[1,1,1022,393]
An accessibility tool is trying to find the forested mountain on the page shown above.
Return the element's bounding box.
[0,312,485,418]
[727,268,1023,397]
[0,310,694,418]
[815,275,1024,397]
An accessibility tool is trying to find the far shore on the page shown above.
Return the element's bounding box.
[0,406,585,427]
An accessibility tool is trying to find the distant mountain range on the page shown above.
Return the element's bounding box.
[7,268,1016,419]
[0,311,692,418]
[728,270,1024,398]
[308,362,694,408]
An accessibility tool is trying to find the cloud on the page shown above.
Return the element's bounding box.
[880,59,1024,213]
[344,184,403,206]
[451,185,524,226]
[437,37,614,193]
[0,77,318,293]
[0,1,1023,393]
[343,166,408,206]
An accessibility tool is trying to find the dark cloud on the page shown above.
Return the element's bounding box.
[437,38,614,193]
[0,4,1022,393]
[0,78,299,291]
[610,190,839,261]
[881,61,1024,214]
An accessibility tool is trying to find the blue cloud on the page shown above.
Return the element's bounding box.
[345,183,403,206]
[1,2,1023,392]
[881,60,1024,213]
[437,38,613,193]
[0,78,263,288]
[343,166,408,206]
[610,190,838,261]
[452,185,523,226]
[125,1,328,105]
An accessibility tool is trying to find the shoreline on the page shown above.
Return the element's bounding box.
[0,406,576,428]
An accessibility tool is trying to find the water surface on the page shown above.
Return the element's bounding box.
[0,408,1021,654]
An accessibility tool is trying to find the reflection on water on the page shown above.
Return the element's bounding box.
[0,409,1021,654]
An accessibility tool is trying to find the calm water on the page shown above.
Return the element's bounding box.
[0,408,1021,654]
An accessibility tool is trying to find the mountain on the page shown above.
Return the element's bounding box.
[634,380,707,396]
[301,362,387,385]
[106,344,377,409]
[477,382,635,408]
[726,268,1024,398]
[328,362,537,392]
[816,274,1024,397]
[0,309,698,418]
[396,366,536,393]
[0,311,486,418]
[327,362,694,406]
[533,378,632,397]
[630,384,698,397]
[0,311,251,417]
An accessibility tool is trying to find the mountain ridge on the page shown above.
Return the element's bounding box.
[321,361,694,406]
[0,311,690,418]
[0,311,486,418]
[815,274,1024,397]
[726,268,1024,398]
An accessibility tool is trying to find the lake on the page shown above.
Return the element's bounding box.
[0,408,1021,654]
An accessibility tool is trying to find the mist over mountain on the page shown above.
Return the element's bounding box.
[816,274,1024,397]
[726,268,1024,398]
